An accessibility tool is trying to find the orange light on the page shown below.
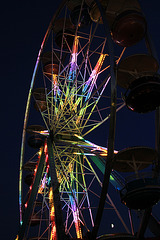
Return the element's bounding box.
[100,153,108,156]
[49,188,57,240]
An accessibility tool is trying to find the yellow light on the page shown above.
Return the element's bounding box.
[49,188,57,240]
[110,175,114,181]
[38,150,41,155]
[74,134,83,140]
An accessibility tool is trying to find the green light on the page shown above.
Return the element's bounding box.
[110,175,114,181]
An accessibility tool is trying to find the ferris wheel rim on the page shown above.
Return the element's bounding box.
[18,1,132,239]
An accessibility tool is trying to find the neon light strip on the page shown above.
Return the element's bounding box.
[49,188,57,240]
[65,37,78,100]
[74,54,106,125]
[81,76,111,130]
[74,134,118,154]
[69,193,82,239]
[69,162,82,239]
[74,54,106,110]
[85,54,106,101]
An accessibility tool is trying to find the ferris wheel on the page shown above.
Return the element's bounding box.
[16,0,160,240]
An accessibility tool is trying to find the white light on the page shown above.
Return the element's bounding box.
[111,223,114,228]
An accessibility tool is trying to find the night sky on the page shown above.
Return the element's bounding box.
[1,1,160,239]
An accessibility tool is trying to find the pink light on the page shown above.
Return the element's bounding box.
[85,54,106,101]
[69,194,82,239]
[44,142,48,153]
[68,36,78,82]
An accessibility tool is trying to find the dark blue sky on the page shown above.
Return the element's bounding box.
[1,1,160,239]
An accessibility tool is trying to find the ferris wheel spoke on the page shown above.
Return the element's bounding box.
[82,76,111,129]
[53,74,111,136]
[83,101,125,137]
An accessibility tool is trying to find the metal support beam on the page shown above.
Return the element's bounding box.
[148,215,160,237]
[47,137,67,240]
[137,207,152,239]
[145,30,160,166]
[91,0,117,239]
[18,149,46,240]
